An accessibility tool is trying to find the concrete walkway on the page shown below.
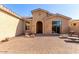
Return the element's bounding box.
[0,36,79,54]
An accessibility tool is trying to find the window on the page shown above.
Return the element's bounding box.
[52,21,61,33]
[25,25,30,30]
[73,23,76,26]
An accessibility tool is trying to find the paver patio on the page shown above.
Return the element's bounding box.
[0,36,79,54]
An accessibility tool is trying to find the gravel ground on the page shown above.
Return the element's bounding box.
[0,36,79,54]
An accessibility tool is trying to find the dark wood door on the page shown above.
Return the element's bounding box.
[36,21,43,33]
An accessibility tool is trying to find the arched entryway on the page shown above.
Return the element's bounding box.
[36,21,43,34]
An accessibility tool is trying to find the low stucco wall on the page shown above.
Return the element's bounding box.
[0,10,24,40]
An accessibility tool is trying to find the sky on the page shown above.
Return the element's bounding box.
[4,4,79,19]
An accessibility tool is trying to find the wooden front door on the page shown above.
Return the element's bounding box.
[36,21,43,34]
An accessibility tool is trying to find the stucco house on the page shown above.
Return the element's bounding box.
[0,5,79,41]
[25,8,72,35]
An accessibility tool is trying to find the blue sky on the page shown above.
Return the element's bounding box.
[4,4,79,19]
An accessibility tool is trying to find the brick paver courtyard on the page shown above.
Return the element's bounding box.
[0,36,79,54]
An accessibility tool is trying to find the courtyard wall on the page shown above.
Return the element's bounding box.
[0,5,25,40]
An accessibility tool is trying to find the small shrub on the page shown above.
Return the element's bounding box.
[1,38,9,42]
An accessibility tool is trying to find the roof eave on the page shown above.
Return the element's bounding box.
[0,5,21,19]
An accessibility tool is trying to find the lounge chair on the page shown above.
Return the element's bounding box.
[59,34,69,39]
[64,33,79,43]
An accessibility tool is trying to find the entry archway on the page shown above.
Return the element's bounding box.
[36,21,43,34]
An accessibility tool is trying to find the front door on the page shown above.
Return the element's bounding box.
[36,21,43,34]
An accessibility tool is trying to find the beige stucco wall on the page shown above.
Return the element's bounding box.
[0,10,24,40]
[31,10,48,34]
[69,20,79,33]
[49,16,69,33]
[46,16,70,34]
[31,10,70,34]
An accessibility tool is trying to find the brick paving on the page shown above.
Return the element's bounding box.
[0,36,79,54]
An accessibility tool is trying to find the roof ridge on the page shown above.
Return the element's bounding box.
[32,8,49,13]
[55,13,71,19]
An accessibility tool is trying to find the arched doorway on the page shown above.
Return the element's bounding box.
[36,21,43,34]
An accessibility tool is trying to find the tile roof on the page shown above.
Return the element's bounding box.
[0,5,21,19]
[32,8,72,19]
